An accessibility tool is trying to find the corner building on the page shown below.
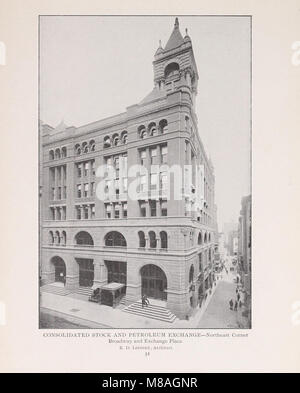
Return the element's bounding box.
[40,18,218,319]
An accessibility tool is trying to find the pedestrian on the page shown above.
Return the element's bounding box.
[237,293,240,302]
[236,276,239,284]
[234,300,238,311]
[142,294,149,308]
[229,299,233,310]
[142,295,146,308]
[239,300,242,308]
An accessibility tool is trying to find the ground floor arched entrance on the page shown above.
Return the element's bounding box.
[140,264,167,301]
[51,256,66,283]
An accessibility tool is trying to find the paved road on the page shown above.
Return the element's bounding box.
[197,275,240,328]
[40,308,110,329]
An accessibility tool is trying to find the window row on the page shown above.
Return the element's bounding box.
[198,231,212,245]
[75,204,95,220]
[105,202,127,219]
[76,160,95,178]
[49,230,67,246]
[76,182,96,198]
[48,230,170,250]
[138,119,168,139]
[139,144,167,166]
[51,186,67,201]
[50,206,66,220]
[49,147,67,160]
[75,140,96,156]
[138,230,168,249]
[139,199,167,217]
[104,131,127,148]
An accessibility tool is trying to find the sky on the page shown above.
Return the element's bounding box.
[40,16,251,228]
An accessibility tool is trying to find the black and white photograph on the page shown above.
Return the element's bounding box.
[39,15,251,329]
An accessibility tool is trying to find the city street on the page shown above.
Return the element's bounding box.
[198,259,241,328]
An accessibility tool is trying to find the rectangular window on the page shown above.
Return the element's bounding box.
[84,162,89,177]
[77,164,82,178]
[83,206,88,219]
[123,203,127,218]
[57,187,62,200]
[150,173,157,190]
[50,207,55,220]
[84,183,89,197]
[140,175,147,192]
[150,200,156,217]
[140,150,146,166]
[140,202,146,217]
[91,205,95,219]
[51,187,55,200]
[91,182,95,196]
[105,204,111,219]
[160,171,168,190]
[77,184,81,198]
[76,206,81,220]
[161,200,167,216]
[63,186,67,199]
[123,178,128,193]
[114,204,120,219]
[161,145,168,164]
[150,148,157,164]
[91,161,95,176]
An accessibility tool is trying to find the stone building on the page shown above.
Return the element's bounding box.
[238,195,251,326]
[40,18,218,319]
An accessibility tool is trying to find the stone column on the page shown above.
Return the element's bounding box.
[65,256,80,291]
[92,258,108,288]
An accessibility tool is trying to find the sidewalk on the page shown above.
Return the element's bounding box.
[40,280,220,329]
[197,272,240,328]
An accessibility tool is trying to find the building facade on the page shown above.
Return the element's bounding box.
[238,195,251,326]
[40,18,218,319]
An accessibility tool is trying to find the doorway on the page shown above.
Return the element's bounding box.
[141,264,167,300]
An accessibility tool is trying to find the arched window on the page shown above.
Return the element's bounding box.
[148,122,157,136]
[138,231,146,248]
[138,125,146,139]
[104,136,111,148]
[159,119,168,134]
[149,231,156,248]
[49,150,54,160]
[160,231,168,249]
[55,230,60,245]
[55,148,61,159]
[49,231,54,245]
[112,134,119,147]
[61,147,67,158]
[89,140,95,151]
[61,231,66,246]
[75,231,94,246]
[184,116,190,131]
[121,131,128,144]
[82,142,89,154]
[189,265,194,283]
[75,144,81,156]
[164,62,180,78]
[105,231,127,247]
[198,232,202,245]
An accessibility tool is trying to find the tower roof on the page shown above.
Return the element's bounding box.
[164,17,184,51]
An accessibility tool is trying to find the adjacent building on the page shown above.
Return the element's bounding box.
[238,195,251,326]
[40,18,218,319]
